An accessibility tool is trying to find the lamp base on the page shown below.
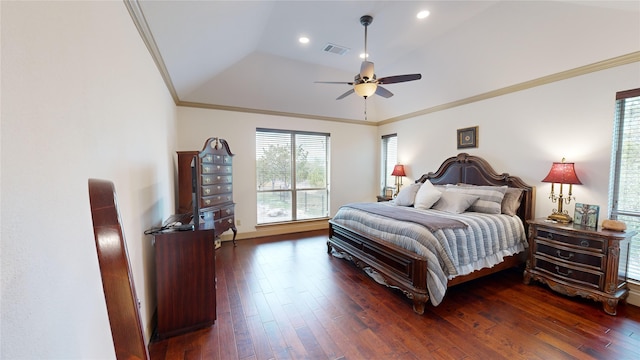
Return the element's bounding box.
[547,212,573,224]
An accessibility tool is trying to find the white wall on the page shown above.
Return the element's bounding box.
[176,107,379,237]
[379,62,640,221]
[2,2,177,359]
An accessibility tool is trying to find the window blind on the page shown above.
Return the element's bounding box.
[256,129,329,224]
[381,134,398,194]
[610,88,640,281]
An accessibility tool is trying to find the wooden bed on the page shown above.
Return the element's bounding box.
[327,153,535,314]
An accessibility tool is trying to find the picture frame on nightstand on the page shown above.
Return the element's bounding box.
[574,203,599,228]
[384,187,394,198]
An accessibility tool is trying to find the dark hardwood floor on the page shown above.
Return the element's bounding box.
[149,230,640,360]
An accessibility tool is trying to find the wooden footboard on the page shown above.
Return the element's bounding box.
[328,220,429,314]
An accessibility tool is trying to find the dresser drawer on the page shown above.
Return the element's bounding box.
[201,174,232,185]
[201,184,233,197]
[535,240,605,270]
[219,203,235,218]
[201,154,214,164]
[210,164,232,175]
[213,154,232,165]
[535,255,603,289]
[537,229,605,253]
[200,194,232,209]
[215,216,235,234]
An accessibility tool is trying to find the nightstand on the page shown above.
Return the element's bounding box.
[524,218,636,315]
[376,195,393,202]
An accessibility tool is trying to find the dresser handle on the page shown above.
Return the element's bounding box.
[555,266,572,277]
[556,250,574,260]
[546,233,553,240]
[579,240,590,247]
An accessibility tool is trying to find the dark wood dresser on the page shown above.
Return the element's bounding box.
[524,218,635,315]
[153,225,216,339]
[177,137,237,245]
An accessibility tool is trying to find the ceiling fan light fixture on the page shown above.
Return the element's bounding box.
[354,82,377,98]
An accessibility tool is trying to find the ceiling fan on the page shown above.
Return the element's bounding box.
[315,15,422,100]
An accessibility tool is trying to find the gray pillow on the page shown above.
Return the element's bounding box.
[502,188,524,216]
[432,192,480,214]
[445,184,508,214]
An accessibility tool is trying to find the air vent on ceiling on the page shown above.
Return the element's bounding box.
[323,43,350,55]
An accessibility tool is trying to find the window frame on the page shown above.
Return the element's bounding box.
[256,128,330,224]
[609,88,640,281]
[381,133,398,195]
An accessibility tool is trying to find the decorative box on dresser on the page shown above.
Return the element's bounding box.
[524,218,636,315]
[177,137,237,245]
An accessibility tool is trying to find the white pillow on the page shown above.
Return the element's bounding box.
[432,192,480,214]
[414,180,442,210]
[394,183,421,206]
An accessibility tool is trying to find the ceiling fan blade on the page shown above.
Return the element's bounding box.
[336,89,354,100]
[314,81,354,85]
[375,86,393,98]
[377,74,422,84]
[359,61,375,81]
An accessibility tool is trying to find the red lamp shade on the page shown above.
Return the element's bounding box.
[541,162,582,185]
[391,164,406,177]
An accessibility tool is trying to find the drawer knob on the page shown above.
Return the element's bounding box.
[580,240,590,247]
[555,266,572,277]
[556,250,574,260]
[546,233,553,240]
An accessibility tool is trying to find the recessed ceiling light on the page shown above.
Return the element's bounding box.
[417,10,430,19]
[299,37,309,44]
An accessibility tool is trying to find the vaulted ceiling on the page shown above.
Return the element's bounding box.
[129,1,640,123]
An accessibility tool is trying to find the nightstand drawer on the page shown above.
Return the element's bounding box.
[535,256,603,289]
[537,229,605,253]
[536,240,605,270]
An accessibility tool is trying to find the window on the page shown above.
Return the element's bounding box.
[381,134,397,195]
[256,129,330,224]
[609,88,640,281]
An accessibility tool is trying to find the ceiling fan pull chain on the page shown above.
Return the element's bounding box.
[364,98,368,121]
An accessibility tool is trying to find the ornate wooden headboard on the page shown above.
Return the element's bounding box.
[415,153,536,227]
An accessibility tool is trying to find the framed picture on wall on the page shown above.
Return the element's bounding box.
[457,126,478,149]
[574,203,600,228]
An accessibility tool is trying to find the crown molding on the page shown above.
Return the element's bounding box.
[379,51,640,126]
[177,101,374,126]
[124,0,179,103]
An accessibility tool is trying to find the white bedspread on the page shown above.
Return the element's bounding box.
[331,203,527,306]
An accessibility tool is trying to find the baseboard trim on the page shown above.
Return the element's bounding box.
[627,281,640,307]
[219,219,329,242]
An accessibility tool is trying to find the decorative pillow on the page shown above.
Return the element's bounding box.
[445,185,508,214]
[501,188,524,216]
[414,180,442,210]
[393,183,421,206]
[431,192,480,214]
[455,183,524,216]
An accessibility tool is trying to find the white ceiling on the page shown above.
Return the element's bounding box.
[131,1,640,123]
